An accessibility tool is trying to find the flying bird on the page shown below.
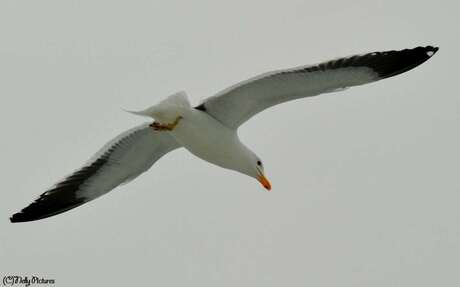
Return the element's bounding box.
[10,46,438,222]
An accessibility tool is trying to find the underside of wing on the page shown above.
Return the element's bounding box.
[10,124,180,223]
[198,46,438,129]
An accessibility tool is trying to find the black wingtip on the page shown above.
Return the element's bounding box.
[283,45,439,80]
[418,45,439,59]
[9,209,47,223]
[9,156,108,223]
[10,212,29,223]
[364,45,439,80]
[426,45,439,54]
[9,194,87,223]
[10,210,36,223]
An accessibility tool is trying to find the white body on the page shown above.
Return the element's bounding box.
[172,108,253,175]
[140,92,256,177]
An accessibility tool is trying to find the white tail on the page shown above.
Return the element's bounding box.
[124,91,190,122]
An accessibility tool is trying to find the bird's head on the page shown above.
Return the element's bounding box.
[253,157,271,191]
[235,148,271,191]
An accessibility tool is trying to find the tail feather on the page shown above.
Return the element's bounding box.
[124,91,190,122]
[122,107,156,118]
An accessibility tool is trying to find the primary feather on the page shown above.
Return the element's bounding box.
[199,46,438,128]
[10,124,180,222]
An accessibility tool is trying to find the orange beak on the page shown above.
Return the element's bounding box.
[258,174,272,191]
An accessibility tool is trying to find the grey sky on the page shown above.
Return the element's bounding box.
[1,0,458,286]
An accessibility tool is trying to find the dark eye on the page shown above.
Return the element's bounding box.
[257,160,262,166]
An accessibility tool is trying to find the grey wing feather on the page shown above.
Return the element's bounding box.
[10,123,180,222]
[199,46,438,129]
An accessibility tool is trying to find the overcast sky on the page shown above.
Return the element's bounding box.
[1,0,459,286]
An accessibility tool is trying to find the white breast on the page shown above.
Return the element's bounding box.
[169,109,246,171]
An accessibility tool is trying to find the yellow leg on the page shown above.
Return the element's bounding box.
[150,116,183,131]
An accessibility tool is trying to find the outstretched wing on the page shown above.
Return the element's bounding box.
[197,46,438,129]
[10,123,180,223]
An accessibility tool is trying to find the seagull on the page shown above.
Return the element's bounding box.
[10,46,438,222]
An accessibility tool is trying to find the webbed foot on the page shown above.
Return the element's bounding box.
[150,116,183,131]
